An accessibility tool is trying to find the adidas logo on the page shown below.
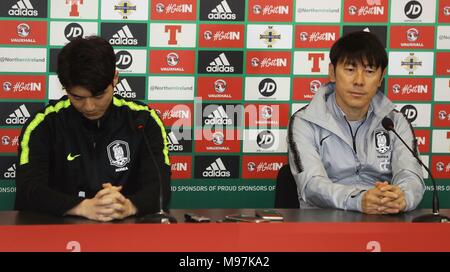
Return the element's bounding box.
[167,132,183,151]
[114,78,136,98]
[208,0,236,20]
[6,104,30,125]
[9,0,38,16]
[167,132,179,144]
[207,53,234,73]
[202,158,230,177]
[4,164,16,179]
[205,106,232,125]
[109,25,138,45]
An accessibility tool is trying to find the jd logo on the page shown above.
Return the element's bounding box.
[400,105,418,123]
[65,23,84,40]
[116,51,133,69]
[258,78,276,97]
[405,1,422,19]
[257,130,275,149]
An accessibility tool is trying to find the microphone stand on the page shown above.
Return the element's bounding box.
[136,125,176,224]
[389,128,449,223]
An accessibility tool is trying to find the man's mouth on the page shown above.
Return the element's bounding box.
[349,92,365,98]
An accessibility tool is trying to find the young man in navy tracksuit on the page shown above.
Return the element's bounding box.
[16,36,171,222]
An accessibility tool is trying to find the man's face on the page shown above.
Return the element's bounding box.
[328,60,385,119]
[67,84,114,120]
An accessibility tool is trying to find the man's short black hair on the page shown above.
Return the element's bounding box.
[57,36,116,96]
[329,31,388,71]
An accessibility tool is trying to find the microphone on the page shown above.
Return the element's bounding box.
[134,115,177,224]
[382,117,449,223]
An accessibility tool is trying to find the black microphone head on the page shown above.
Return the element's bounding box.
[382,117,394,131]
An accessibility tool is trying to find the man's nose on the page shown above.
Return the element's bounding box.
[83,98,96,111]
[353,69,365,85]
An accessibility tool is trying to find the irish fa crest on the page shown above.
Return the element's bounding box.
[107,140,130,168]
[375,131,390,154]
[114,0,136,19]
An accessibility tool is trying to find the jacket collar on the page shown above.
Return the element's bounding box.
[68,97,115,132]
[301,82,395,133]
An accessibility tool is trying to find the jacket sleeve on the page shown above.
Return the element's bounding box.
[15,117,82,215]
[288,113,367,211]
[128,109,171,216]
[390,112,425,211]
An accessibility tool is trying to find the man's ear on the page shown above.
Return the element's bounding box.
[113,70,119,87]
[328,63,336,82]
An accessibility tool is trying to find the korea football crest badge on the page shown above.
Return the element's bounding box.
[107,140,130,172]
[375,131,390,154]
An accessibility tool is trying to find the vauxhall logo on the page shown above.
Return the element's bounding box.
[261,106,273,119]
[258,78,277,97]
[257,130,275,149]
[406,28,419,42]
[116,51,133,69]
[6,104,30,125]
[155,3,165,13]
[3,82,12,92]
[212,131,225,146]
[214,79,227,93]
[438,110,448,121]
[65,23,84,40]
[17,23,30,38]
[444,6,450,16]
[210,79,232,99]
[310,80,321,94]
[2,136,11,146]
[405,0,422,19]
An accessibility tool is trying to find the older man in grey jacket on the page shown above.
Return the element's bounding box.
[288,31,424,214]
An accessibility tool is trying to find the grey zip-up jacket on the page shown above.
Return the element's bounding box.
[288,83,425,212]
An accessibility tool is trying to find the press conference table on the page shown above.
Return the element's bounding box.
[0,209,449,252]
